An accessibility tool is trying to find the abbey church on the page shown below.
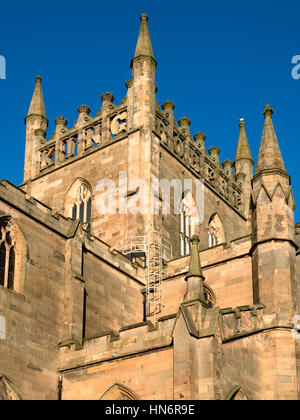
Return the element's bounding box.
[0,14,299,400]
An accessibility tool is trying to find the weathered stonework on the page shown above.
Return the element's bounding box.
[0,14,298,400]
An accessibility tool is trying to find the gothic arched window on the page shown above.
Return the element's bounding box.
[0,223,16,291]
[208,214,225,248]
[69,183,92,235]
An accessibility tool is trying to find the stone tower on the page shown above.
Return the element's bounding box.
[250,104,299,399]
[0,14,298,401]
[21,14,164,249]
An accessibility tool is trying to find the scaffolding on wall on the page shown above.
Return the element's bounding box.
[117,231,172,325]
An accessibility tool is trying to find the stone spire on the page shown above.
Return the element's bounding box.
[24,75,48,182]
[27,75,47,120]
[234,119,254,219]
[251,104,296,321]
[235,119,253,163]
[255,104,286,175]
[133,13,155,61]
[130,14,157,130]
[185,235,205,302]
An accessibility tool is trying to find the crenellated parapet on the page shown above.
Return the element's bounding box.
[219,304,265,341]
[59,316,174,371]
[155,108,244,213]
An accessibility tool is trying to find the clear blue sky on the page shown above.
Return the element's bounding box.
[0,0,299,221]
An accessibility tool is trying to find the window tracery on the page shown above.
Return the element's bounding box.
[208,214,225,248]
[69,182,92,235]
[0,223,16,291]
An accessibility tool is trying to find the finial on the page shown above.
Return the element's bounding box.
[77,105,91,115]
[140,13,149,22]
[191,235,200,245]
[162,101,175,112]
[101,92,115,103]
[55,116,68,127]
[36,75,42,83]
[239,118,245,127]
[194,132,206,143]
[263,104,274,118]
[178,116,191,128]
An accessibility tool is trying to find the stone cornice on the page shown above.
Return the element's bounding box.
[130,55,157,69]
[25,113,48,126]
[249,237,298,255]
[252,168,290,185]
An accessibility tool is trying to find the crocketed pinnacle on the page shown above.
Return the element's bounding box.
[235,119,253,162]
[255,104,286,175]
[27,75,47,119]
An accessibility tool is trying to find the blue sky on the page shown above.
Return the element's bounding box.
[0,0,299,221]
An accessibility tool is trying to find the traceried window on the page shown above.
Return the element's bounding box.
[208,214,225,248]
[180,192,193,256]
[0,223,16,291]
[70,184,92,235]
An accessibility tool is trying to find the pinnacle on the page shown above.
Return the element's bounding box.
[185,235,204,280]
[235,119,253,162]
[255,104,287,175]
[27,75,47,119]
[133,13,155,60]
